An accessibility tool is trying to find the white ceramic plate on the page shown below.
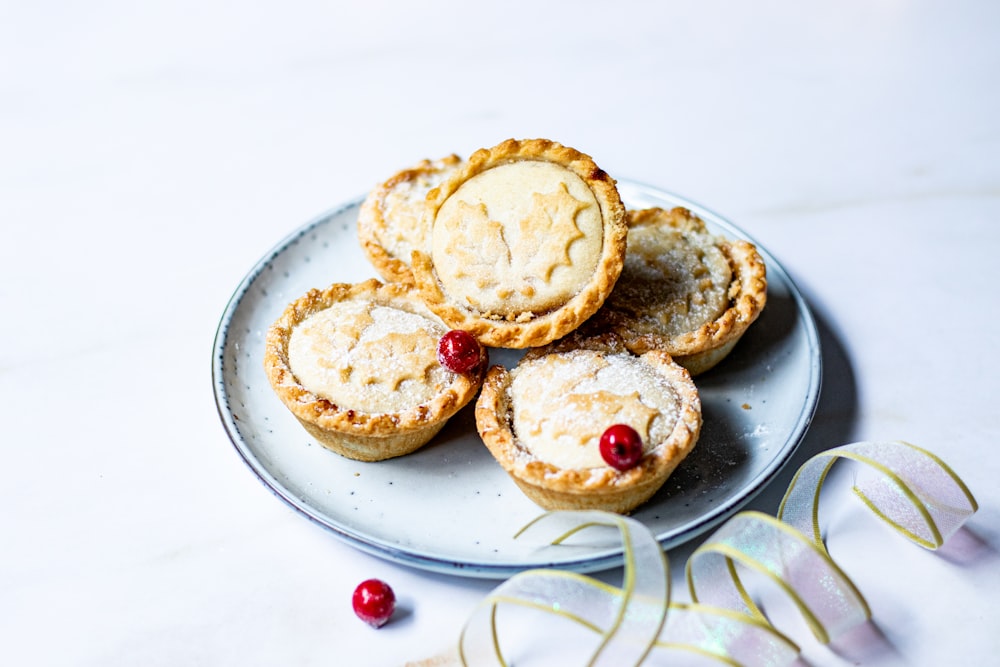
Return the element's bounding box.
[212,179,821,578]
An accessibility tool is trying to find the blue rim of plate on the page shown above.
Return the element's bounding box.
[211,179,822,578]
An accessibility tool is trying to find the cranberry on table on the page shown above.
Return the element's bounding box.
[437,329,485,374]
[599,424,644,471]
[352,578,396,628]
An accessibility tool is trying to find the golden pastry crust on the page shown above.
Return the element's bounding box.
[263,279,485,461]
[475,332,702,514]
[586,207,767,375]
[357,154,463,285]
[412,138,627,349]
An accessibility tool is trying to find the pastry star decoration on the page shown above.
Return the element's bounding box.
[443,183,589,292]
[442,201,509,284]
[312,307,374,383]
[537,390,657,447]
[349,330,439,391]
[314,306,437,390]
[515,183,588,281]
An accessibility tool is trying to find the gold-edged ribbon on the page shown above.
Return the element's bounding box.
[458,441,978,666]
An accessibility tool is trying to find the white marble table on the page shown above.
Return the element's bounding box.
[3,2,998,665]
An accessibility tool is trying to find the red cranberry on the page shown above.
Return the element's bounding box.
[352,578,396,628]
[437,329,485,374]
[599,424,643,470]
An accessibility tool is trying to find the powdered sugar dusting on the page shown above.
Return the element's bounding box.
[288,301,450,413]
[612,223,731,336]
[509,350,681,470]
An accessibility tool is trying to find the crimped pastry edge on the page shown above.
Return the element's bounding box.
[474,332,702,514]
[590,206,768,375]
[357,154,463,285]
[411,138,627,349]
[263,278,485,461]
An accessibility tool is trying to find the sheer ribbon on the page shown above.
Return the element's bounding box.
[459,441,978,666]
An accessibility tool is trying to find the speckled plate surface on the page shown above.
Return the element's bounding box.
[211,179,821,578]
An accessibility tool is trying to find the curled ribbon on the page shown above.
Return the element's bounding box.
[459,512,795,666]
[777,440,978,550]
[459,511,669,666]
[459,441,978,666]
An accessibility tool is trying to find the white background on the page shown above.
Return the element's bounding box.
[2,1,998,665]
